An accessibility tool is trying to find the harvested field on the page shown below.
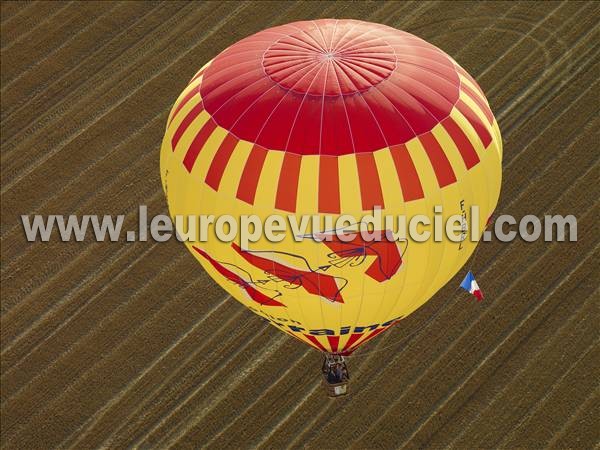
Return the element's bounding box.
[1,1,599,449]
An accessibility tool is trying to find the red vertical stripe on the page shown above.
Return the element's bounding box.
[304,334,328,352]
[456,99,492,148]
[341,333,364,354]
[419,132,457,187]
[356,153,385,210]
[171,101,204,151]
[319,157,341,213]
[236,145,268,204]
[441,117,480,169]
[205,133,239,190]
[461,83,494,124]
[182,118,218,172]
[275,153,302,212]
[327,336,340,353]
[389,144,424,202]
[168,88,199,127]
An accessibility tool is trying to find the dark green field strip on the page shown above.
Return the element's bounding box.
[548,389,600,450]
[0,1,70,49]
[62,299,245,448]
[0,1,36,26]
[401,254,600,448]
[3,298,264,448]
[0,1,164,123]
[0,1,193,144]
[108,328,281,449]
[1,2,118,86]
[418,270,599,448]
[499,336,599,449]
[456,296,600,446]
[0,126,173,345]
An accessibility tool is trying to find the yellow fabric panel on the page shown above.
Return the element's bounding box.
[253,150,284,211]
[337,153,363,214]
[294,155,319,216]
[160,65,503,354]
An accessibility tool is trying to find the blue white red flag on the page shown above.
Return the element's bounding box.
[460,271,484,301]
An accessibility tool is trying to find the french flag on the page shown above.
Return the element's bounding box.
[460,271,484,301]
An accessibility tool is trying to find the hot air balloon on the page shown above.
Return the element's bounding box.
[160,19,502,396]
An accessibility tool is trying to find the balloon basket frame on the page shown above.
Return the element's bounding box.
[321,353,349,398]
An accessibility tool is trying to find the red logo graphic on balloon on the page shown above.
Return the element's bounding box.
[193,230,406,307]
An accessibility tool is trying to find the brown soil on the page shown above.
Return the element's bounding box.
[1,1,599,449]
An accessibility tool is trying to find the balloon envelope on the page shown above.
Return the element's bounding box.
[160,19,502,354]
